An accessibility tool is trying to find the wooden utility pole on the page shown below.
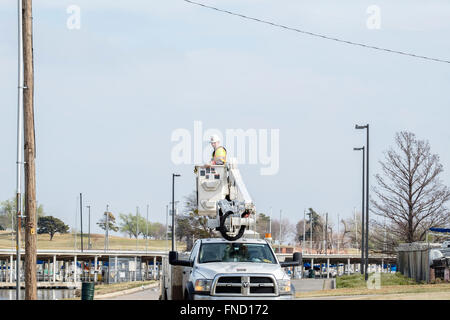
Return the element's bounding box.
[22,0,37,300]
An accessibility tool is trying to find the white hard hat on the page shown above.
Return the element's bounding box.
[210,134,220,143]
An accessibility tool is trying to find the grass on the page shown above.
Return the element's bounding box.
[0,231,186,251]
[296,283,450,299]
[296,272,450,299]
[336,272,418,289]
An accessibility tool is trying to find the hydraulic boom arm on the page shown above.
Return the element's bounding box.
[195,159,256,241]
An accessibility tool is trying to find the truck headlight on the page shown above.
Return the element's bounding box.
[277,279,292,294]
[194,279,212,292]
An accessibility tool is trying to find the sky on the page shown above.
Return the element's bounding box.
[0,0,449,240]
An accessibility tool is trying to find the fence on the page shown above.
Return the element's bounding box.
[397,242,441,283]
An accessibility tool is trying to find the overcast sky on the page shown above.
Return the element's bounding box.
[1,0,449,239]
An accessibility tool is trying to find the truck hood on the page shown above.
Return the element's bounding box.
[194,262,288,280]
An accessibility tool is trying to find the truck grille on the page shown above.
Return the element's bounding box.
[213,274,277,296]
[215,276,242,294]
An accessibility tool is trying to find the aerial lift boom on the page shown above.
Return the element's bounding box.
[195,158,256,241]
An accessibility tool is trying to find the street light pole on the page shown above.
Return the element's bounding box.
[322,213,326,255]
[80,193,83,252]
[269,207,272,235]
[356,124,370,280]
[325,213,328,255]
[365,125,370,280]
[354,207,358,254]
[172,174,181,252]
[165,205,168,252]
[337,213,340,254]
[310,210,313,253]
[136,206,139,251]
[146,204,149,253]
[354,146,365,275]
[279,210,282,253]
[303,209,306,254]
[86,205,91,249]
[105,204,109,252]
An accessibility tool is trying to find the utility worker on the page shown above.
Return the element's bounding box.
[210,134,227,165]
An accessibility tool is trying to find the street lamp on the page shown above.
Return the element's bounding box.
[302,209,306,254]
[165,205,168,252]
[80,193,83,252]
[172,174,181,252]
[355,124,370,281]
[104,204,110,252]
[146,204,149,253]
[86,205,91,249]
[279,210,282,253]
[353,146,365,275]
[309,210,313,254]
[136,206,140,251]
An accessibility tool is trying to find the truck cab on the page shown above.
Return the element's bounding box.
[169,238,301,300]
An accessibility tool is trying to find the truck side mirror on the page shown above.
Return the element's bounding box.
[169,251,193,267]
[280,252,302,268]
[293,252,302,263]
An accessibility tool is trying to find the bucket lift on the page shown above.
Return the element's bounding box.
[195,158,256,241]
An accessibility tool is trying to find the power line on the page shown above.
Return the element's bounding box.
[183,0,450,64]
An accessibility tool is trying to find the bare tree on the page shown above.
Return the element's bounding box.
[342,213,363,251]
[176,191,215,250]
[371,131,450,244]
[255,213,270,237]
[271,218,295,244]
[339,218,353,250]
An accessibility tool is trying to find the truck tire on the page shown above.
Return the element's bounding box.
[159,288,168,300]
[185,282,195,300]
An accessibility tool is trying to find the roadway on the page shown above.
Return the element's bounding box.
[99,286,160,300]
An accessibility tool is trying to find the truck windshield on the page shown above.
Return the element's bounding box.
[198,243,277,264]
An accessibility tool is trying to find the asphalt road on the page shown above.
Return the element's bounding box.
[103,287,160,300]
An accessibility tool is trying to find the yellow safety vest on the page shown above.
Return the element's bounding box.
[212,146,227,165]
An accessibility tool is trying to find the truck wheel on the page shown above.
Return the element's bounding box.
[160,289,168,300]
[185,282,195,300]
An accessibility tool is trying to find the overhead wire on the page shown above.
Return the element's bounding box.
[183,0,450,64]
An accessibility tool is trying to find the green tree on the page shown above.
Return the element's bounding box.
[0,198,15,230]
[296,208,323,241]
[295,208,325,251]
[97,211,119,233]
[37,216,69,240]
[0,197,45,231]
[141,221,166,240]
[119,213,146,238]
